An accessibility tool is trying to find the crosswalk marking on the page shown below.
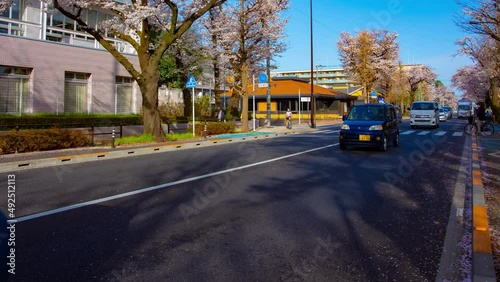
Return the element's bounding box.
[435,131,447,136]
[417,131,431,135]
[452,132,463,136]
[401,130,415,135]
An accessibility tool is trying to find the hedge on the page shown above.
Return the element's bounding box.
[189,122,236,136]
[0,114,143,130]
[0,128,91,154]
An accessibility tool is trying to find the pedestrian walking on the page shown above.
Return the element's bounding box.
[285,108,292,129]
[217,107,225,122]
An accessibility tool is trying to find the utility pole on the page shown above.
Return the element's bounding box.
[309,0,315,128]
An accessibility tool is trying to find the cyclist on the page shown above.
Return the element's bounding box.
[476,102,486,133]
[285,108,292,129]
[485,106,493,123]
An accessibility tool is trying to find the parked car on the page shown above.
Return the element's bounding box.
[339,103,399,152]
[439,108,447,122]
[442,106,452,119]
[409,101,439,129]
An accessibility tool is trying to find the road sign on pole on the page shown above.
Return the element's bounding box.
[258,73,268,83]
[186,73,197,136]
[186,73,197,88]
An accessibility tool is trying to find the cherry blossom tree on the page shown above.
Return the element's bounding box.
[431,81,457,106]
[404,64,437,103]
[161,27,211,118]
[212,0,289,132]
[390,63,411,111]
[337,29,399,103]
[0,0,227,140]
[456,0,499,113]
[452,64,490,99]
[456,35,499,108]
[456,0,500,43]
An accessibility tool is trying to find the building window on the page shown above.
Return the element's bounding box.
[0,65,30,114]
[0,0,23,36]
[115,76,134,114]
[64,72,89,113]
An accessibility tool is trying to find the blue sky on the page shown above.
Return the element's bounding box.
[275,0,473,92]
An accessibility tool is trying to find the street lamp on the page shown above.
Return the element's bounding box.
[309,0,315,128]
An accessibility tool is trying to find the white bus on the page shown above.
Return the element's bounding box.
[457,98,473,119]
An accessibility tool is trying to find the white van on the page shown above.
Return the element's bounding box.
[409,101,439,129]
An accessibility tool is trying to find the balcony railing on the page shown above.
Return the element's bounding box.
[0,16,135,54]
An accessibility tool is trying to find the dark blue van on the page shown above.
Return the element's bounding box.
[339,103,400,152]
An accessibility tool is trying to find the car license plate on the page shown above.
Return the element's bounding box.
[359,134,370,141]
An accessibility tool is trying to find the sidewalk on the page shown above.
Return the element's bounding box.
[0,120,341,172]
[475,126,500,281]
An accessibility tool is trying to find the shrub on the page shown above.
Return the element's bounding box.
[158,102,184,119]
[0,128,91,154]
[188,122,236,136]
[0,114,143,130]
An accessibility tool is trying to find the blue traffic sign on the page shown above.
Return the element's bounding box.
[186,73,197,88]
[258,73,268,83]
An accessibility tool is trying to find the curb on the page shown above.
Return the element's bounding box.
[0,130,303,173]
[471,135,497,281]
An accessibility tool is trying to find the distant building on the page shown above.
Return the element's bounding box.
[271,67,363,97]
[222,77,356,118]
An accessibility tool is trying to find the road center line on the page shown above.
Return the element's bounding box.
[9,143,339,223]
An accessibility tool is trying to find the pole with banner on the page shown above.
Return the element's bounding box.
[298,89,301,124]
[186,73,197,136]
[252,75,255,132]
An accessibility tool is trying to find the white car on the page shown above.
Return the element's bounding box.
[409,101,440,129]
[438,108,447,122]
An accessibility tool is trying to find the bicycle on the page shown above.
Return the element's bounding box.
[285,117,292,129]
[464,115,495,136]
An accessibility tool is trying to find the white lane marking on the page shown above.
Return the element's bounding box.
[417,131,431,135]
[435,131,447,136]
[9,143,339,223]
[401,130,415,135]
[312,130,336,134]
[294,136,334,138]
[452,132,463,137]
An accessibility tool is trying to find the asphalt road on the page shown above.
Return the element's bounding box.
[0,119,470,281]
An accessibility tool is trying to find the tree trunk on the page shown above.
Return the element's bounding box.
[490,78,500,116]
[213,63,222,109]
[139,74,164,141]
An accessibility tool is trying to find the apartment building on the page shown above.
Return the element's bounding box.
[271,67,361,95]
[0,0,142,115]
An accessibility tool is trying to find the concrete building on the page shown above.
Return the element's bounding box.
[0,0,141,115]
